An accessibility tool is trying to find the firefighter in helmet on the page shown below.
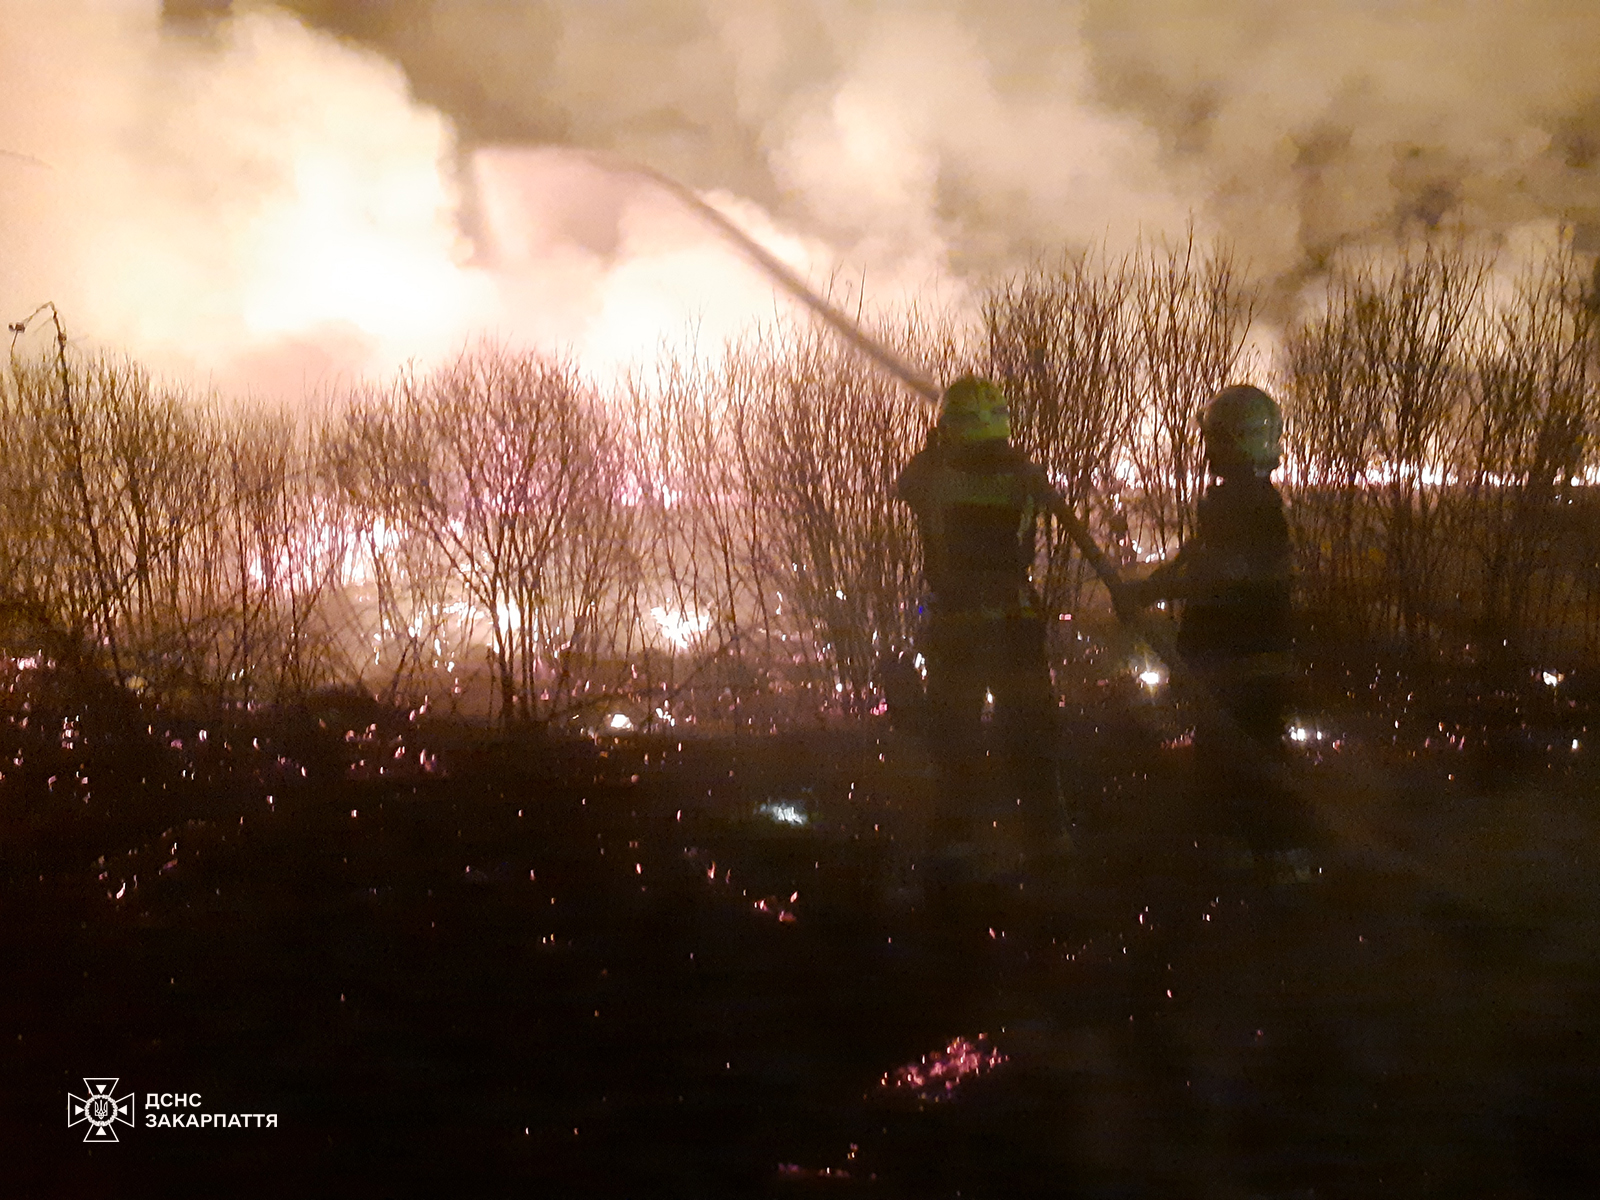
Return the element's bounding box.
[895,376,1069,847]
[1114,384,1303,859]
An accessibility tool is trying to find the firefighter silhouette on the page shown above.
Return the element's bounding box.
[896,376,1070,849]
[1115,385,1305,864]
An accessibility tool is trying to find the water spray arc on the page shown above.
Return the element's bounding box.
[602,155,1345,852]
[583,151,944,407]
[589,151,1140,613]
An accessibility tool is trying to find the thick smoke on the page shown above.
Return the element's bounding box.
[283,0,1193,273]
[1078,1,1600,274]
[1,1,489,394]
[3,1,1597,394]
[287,1,1600,271]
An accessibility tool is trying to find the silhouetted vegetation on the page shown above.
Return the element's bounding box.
[4,235,1597,728]
[1280,240,1600,662]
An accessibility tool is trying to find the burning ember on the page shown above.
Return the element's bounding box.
[757,798,809,827]
[881,1033,1008,1103]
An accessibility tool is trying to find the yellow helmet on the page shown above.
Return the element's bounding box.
[1201,385,1282,472]
[938,376,1010,443]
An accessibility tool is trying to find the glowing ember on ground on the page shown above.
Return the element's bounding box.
[757,799,809,827]
[881,1034,1008,1103]
[777,1163,851,1180]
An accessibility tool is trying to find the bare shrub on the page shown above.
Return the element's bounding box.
[1125,231,1258,558]
[321,375,470,711]
[1280,288,1383,637]
[0,348,77,642]
[1284,241,1497,649]
[213,406,347,705]
[616,306,959,727]
[1358,243,1487,644]
[983,249,1137,618]
[1456,246,1599,659]
[616,353,737,721]
[1,328,346,708]
[6,238,1597,734]
[740,323,932,715]
[326,346,640,729]
[3,327,134,679]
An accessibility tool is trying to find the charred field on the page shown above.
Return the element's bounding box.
[4,650,1599,1199]
[7,2,1600,1193]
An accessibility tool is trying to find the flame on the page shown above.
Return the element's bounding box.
[881,1033,1008,1103]
[650,605,711,650]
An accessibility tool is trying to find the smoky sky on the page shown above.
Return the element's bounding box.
[278,0,1600,279]
[3,2,1597,394]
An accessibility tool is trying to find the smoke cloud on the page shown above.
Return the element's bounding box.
[3,1,1597,395]
[1077,1,1600,275]
[293,0,1600,280]
[1,1,494,394]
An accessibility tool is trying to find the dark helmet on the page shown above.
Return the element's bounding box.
[1201,385,1282,473]
[938,376,1010,444]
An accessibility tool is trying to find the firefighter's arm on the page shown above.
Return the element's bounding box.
[1031,471,1146,620]
[1113,543,1196,614]
[895,431,943,505]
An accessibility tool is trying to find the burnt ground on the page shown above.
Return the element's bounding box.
[3,659,1600,1199]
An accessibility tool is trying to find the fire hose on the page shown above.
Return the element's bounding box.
[585,153,1351,846]
[570,154,1466,880]
[585,145,1433,882]
[585,151,1159,642]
